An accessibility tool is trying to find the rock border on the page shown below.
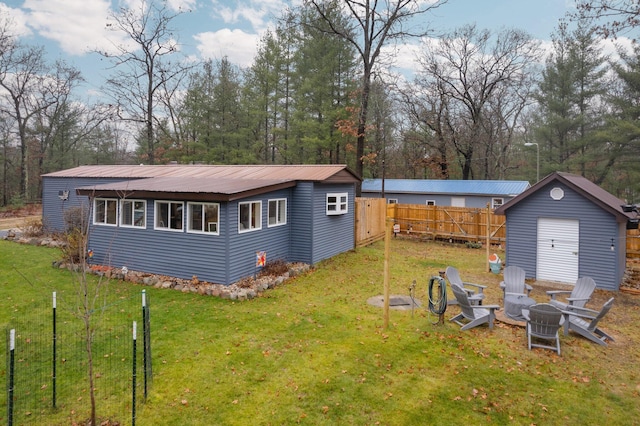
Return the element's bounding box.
[52,262,312,301]
[3,228,311,300]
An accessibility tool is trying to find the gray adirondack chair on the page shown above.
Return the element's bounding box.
[562,298,615,346]
[499,265,532,299]
[523,304,564,355]
[445,266,486,305]
[546,277,596,310]
[449,283,500,331]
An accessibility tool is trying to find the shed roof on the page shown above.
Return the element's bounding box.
[361,178,530,196]
[494,172,635,221]
[45,164,359,183]
[49,164,360,201]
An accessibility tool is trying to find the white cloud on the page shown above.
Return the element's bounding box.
[1,3,31,37]
[21,0,122,56]
[193,29,259,68]
[212,0,286,32]
[167,0,197,12]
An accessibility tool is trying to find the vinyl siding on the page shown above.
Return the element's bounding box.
[289,183,314,264]
[42,177,127,232]
[88,199,229,284]
[310,183,355,264]
[362,192,513,208]
[226,189,293,283]
[45,175,356,285]
[505,182,623,290]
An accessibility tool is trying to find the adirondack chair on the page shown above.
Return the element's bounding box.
[449,283,500,331]
[499,265,533,299]
[546,277,596,310]
[562,298,615,346]
[445,266,486,305]
[523,304,564,355]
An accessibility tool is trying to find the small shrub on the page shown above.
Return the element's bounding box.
[21,217,44,237]
[64,206,89,232]
[59,228,85,264]
[259,259,290,277]
[465,241,483,249]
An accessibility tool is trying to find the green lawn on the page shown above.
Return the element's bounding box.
[1,238,639,425]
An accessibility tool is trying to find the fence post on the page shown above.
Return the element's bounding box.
[142,290,151,400]
[52,291,57,408]
[383,218,392,330]
[486,204,491,272]
[8,328,15,426]
[132,321,137,426]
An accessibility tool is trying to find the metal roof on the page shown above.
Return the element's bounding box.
[52,164,360,201]
[361,178,530,196]
[44,164,359,183]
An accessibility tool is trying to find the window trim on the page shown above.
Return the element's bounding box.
[426,200,436,206]
[268,198,287,227]
[492,198,504,209]
[326,192,348,215]
[387,199,398,204]
[187,202,220,235]
[238,200,262,233]
[154,200,184,232]
[93,198,118,226]
[120,199,147,229]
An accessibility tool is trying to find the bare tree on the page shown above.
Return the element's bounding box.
[414,25,540,179]
[303,0,447,193]
[572,0,640,39]
[99,0,193,164]
[0,43,84,200]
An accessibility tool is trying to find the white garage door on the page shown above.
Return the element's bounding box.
[536,217,579,283]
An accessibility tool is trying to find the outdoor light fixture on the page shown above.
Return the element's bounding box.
[611,239,615,251]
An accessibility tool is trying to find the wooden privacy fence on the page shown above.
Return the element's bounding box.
[355,198,640,257]
[387,203,505,245]
[354,198,387,247]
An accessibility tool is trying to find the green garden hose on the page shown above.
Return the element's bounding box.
[428,276,447,317]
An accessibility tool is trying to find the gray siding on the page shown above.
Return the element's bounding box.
[289,183,314,264]
[88,199,229,284]
[310,183,355,264]
[45,176,356,285]
[226,189,293,283]
[363,191,513,208]
[88,189,295,285]
[505,182,624,290]
[42,177,126,232]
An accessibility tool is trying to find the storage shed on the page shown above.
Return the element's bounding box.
[361,178,530,208]
[42,164,360,285]
[494,172,636,290]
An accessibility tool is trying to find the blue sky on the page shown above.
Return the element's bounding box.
[2,0,581,98]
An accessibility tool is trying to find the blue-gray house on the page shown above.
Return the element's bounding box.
[494,172,635,291]
[42,164,360,285]
[361,179,530,208]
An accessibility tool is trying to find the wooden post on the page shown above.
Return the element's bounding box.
[383,218,392,329]
[486,203,491,272]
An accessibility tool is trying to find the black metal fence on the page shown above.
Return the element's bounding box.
[4,290,152,425]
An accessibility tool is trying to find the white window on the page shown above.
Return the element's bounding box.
[326,193,348,215]
[94,198,118,226]
[451,197,465,207]
[387,199,398,204]
[268,198,287,227]
[120,199,146,228]
[188,202,219,234]
[155,201,184,231]
[239,201,262,232]
[492,198,504,209]
[426,200,436,206]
